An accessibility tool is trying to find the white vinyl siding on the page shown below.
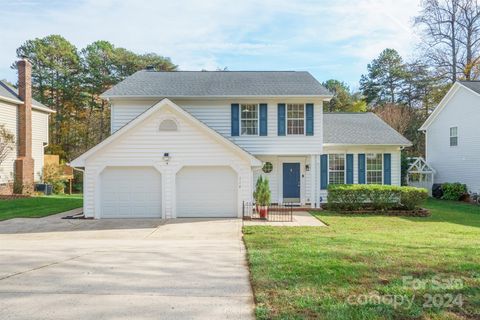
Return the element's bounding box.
[109,98,324,155]
[426,85,480,192]
[0,102,49,185]
[0,101,18,184]
[32,110,49,181]
[83,103,253,219]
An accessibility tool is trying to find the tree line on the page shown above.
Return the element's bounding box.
[323,0,480,156]
[6,0,480,161]
[10,35,176,161]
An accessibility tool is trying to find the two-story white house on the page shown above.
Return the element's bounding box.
[420,81,480,193]
[70,71,411,219]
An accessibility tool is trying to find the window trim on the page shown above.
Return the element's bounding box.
[449,126,458,147]
[286,103,306,136]
[365,153,383,185]
[240,103,260,136]
[328,154,346,185]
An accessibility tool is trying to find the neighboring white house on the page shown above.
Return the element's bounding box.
[420,81,480,193]
[71,70,411,219]
[0,59,54,194]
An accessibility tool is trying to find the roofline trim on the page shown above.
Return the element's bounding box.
[33,104,56,113]
[0,95,55,113]
[419,82,470,130]
[0,95,22,105]
[101,94,334,100]
[323,143,413,147]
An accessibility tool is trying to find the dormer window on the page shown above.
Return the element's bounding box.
[240,104,259,135]
[287,104,305,135]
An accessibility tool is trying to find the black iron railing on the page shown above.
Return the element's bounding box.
[242,202,293,222]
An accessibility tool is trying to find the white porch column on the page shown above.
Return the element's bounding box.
[310,155,317,208]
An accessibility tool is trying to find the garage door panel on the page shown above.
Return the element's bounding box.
[176,166,237,218]
[100,167,162,218]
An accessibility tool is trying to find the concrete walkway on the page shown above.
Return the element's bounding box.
[0,211,254,320]
[243,211,326,227]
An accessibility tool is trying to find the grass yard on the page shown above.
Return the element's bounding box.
[0,194,83,221]
[243,199,480,319]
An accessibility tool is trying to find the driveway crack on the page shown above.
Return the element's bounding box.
[0,253,91,281]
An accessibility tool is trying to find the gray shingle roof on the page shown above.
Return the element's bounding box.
[0,80,51,110]
[459,80,480,94]
[102,71,332,97]
[323,112,412,146]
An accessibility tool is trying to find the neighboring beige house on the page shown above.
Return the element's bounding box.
[420,81,480,193]
[0,59,55,194]
[71,70,411,219]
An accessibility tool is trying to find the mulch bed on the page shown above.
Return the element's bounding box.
[320,206,430,217]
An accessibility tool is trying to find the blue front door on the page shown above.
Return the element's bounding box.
[283,163,300,202]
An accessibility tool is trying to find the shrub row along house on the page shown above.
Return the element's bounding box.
[420,81,480,194]
[71,70,411,219]
[0,60,54,194]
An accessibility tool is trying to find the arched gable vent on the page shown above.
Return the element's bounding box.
[159,119,178,132]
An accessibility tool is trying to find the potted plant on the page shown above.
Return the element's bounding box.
[253,176,271,219]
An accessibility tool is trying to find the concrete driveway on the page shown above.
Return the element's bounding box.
[0,210,254,320]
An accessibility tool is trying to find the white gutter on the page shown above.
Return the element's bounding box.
[101,94,334,100]
[0,95,22,105]
[33,104,56,113]
[0,95,55,113]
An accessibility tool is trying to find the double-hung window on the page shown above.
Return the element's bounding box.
[287,104,305,135]
[366,153,383,184]
[240,104,258,135]
[450,127,458,146]
[328,154,345,185]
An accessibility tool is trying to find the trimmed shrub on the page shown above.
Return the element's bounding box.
[326,185,368,211]
[400,188,429,210]
[327,184,428,212]
[441,183,467,201]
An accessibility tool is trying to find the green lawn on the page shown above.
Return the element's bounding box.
[0,194,83,221]
[243,199,480,320]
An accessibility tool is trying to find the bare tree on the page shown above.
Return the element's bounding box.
[458,0,480,79]
[415,0,461,83]
[415,0,480,82]
[374,104,414,135]
[0,125,15,185]
[0,125,14,166]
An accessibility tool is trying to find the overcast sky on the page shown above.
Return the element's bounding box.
[0,0,421,89]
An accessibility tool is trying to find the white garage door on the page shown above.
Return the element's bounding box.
[100,167,162,218]
[176,166,237,218]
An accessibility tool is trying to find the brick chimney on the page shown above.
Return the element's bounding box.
[15,59,34,194]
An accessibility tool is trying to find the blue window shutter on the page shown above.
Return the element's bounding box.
[278,103,286,136]
[306,103,314,136]
[320,154,328,190]
[346,154,354,184]
[384,153,391,185]
[231,103,239,136]
[358,154,366,184]
[259,103,268,136]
